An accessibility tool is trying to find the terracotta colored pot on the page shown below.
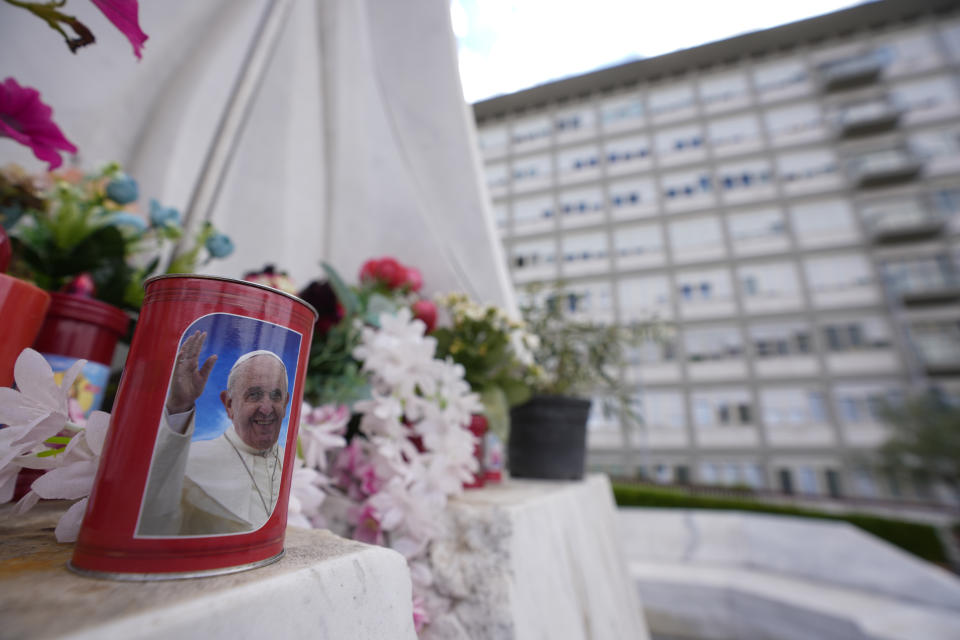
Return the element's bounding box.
[0,274,51,387]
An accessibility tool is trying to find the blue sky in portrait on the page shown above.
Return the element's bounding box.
[176,313,302,443]
[451,0,873,103]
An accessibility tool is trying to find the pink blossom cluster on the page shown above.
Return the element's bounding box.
[289,308,482,634]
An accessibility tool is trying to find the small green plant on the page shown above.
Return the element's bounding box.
[519,282,659,429]
[2,163,232,311]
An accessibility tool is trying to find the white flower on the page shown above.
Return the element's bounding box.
[299,403,349,471]
[16,410,111,542]
[288,458,329,528]
[0,349,85,503]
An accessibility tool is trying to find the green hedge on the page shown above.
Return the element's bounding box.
[612,482,949,565]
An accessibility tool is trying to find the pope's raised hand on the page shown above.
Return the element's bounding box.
[166,330,217,414]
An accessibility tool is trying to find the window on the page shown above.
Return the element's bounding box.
[737,262,801,310]
[727,208,788,256]
[716,157,774,203]
[648,84,695,122]
[790,198,858,247]
[708,114,762,156]
[910,321,960,367]
[561,231,608,264]
[556,144,601,179]
[753,59,809,102]
[511,238,556,270]
[600,92,645,130]
[563,280,613,321]
[511,194,554,232]
[634,391,685,429]
[660,169,714,211]
[889,76,960,125]
[511,154,552,187]
[553,104,595,138]
[777,148,840,194]
[764,102,824,145]
[684,326,743,362]
[833,383,903,425]
[609,177,657,219]
[699,71,750,113]
[821,317,891,352]
[619,276,672,321]
[692,389,753,427]
[655,124,706,166]
[511,114,551,146]
[749,322,813,358]
[805,253,873,292]
[762,388,827,426]
[882,255,959,295]
[613,223,664,265]
[676,268,734,317]
[668,216,725,263]
[478,125,508,153]
[557,186,605,227]
[882,29,943,77]
[604,134,652,174]
[485,163,508,189]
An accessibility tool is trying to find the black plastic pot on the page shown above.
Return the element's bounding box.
[508,394,591,480]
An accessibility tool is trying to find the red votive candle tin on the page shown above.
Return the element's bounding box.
[70,275,316,580]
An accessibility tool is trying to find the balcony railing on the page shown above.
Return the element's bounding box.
[865,204,944,243]
[819,51,886,91]
[849,149,922,187]
[897,277,960,305]
[836,101,902,137]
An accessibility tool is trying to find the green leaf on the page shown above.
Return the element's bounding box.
[322,262,361,316]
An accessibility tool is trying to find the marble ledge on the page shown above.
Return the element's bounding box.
[0,501,416,640]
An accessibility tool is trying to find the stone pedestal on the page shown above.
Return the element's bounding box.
[424,474,650,639]
[0,501,416,640]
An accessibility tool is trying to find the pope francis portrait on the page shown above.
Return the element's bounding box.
[138,330,289,536]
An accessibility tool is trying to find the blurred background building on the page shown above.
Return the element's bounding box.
[471,0,960,502]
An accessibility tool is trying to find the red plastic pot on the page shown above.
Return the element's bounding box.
[0,274,51,387]
[33,293,130,366]
[32,293,131,417]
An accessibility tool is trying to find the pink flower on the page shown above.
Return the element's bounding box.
[353,502,384,545]
[405,267,423,292]
[0,78,77,170]
[90,0,148,60]
[412,594,430,632]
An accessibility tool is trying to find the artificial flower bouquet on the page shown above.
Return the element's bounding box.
[432,292,544,439]
[1,163,234,312]
[269,257,484,633]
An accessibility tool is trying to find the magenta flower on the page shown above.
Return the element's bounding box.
[0,78,77,170]
[90,0,148,60]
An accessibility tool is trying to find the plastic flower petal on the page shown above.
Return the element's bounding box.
[299,403,348,471]
[90,0,148,60]
[110,211,147,233]
[0,78,77,170]
[0,350,84,473]
[105,174,139,204]
[55,497,88,542]
[205,232,234,258]
[148,199,180,227]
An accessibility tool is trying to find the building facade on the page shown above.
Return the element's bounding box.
[472,0,960,501]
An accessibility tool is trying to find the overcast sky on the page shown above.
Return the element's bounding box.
[451,0,872,103]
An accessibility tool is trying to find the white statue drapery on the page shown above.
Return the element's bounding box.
[1,0,514,310]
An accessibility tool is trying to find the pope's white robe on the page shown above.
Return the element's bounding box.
[139,413,283,536]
